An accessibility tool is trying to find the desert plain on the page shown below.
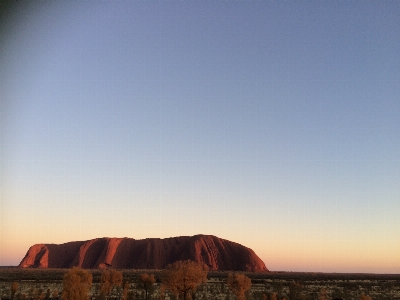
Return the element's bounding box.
[1,267,400,300]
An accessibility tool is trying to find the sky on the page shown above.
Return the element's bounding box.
[1,1,399,273]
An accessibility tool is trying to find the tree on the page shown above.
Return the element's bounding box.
[62,267,92,300]
[359,294,372,300]
[126,290,135,300]
[226,273,251,300]
[15,293,22,300]
[159,284,166,300]
[44,289,51,300]
[100,269,123,298]
[288,281,303,300]
[318,288,329,300]
[34,289,45,300]
[261,293,267,300]
[121,281,130,300]
[28,288,34,300]
[138,273,156,300]
[271,281,283,298]
[11,282,18,300]
[161,260,208,300]
[51,290,59,300]
[95,291,106,300]
[331,288,344,299]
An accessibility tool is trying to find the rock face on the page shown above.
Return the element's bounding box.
[19,235,268,272]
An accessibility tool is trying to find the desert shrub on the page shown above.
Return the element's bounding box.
[15,292,23,300]
[11,282,18,300]
[317,288,329,300]
[121,281,130,300]
[51,290,59,300]
[33,288,45,300]
[44,289,51,300]
[95,290,106,300]
[126,290,135,300]
[271,281,283,298]
[288,281,303,300]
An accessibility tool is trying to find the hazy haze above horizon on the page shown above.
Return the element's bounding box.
[1,1,399,273]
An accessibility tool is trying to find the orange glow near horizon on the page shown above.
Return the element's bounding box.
[2,234,399,274]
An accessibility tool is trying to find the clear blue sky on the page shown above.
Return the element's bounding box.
[1,1,399,273]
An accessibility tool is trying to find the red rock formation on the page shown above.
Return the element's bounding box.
[18,235,268,272]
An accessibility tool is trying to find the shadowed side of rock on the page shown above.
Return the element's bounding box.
[19,241,85,268]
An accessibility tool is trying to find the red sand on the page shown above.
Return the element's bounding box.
[18,235,268,272]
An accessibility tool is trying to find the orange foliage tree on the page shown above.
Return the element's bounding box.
[161,260,208,300]
[62,267,92,300]
[138,273,156,300]
[318,288,329,300]
[359,294,372,300]
[100,269,123,298]
[121,281,130,300]
[227,273,251,300]
[11,282,18,300]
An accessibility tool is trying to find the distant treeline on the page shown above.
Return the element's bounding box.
[1,268,400,282]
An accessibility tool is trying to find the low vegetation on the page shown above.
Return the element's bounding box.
[1,266,400,300]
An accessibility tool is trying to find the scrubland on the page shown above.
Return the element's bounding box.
[0,267,399,300]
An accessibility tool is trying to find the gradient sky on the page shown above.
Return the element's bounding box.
[1,1,399,273]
